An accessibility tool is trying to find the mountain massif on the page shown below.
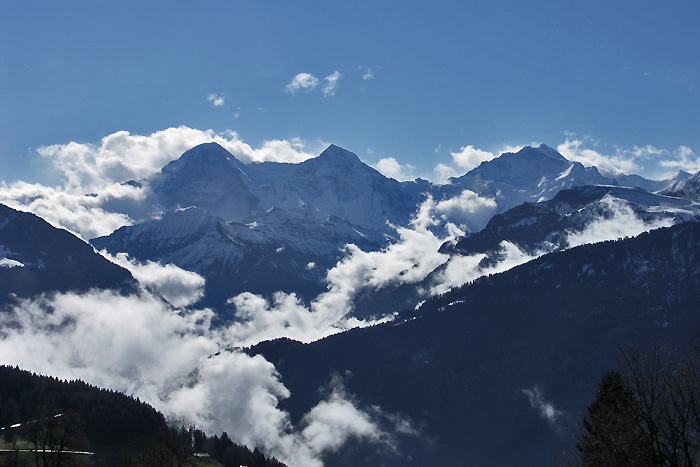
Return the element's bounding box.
[91,143,698,318]
[2,141,700,466]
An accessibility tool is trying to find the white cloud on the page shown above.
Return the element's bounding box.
[557,138,642,176]
[564,196,674,248]
[36,126,318,192]
[521,385,565,425]
[0,181,139,239]
[299,376,384,455]
[0,290,403,466]
[0,127,319,239]
[359,66,374,81]
[253,138,319,164]
[659,146,700,174]
[207,93,225,107]
[555,133,700,179]
[222,190,519,345]
[372,157,417,181]
[285,73,320,94]
[434,189,497,232]
[103,251,205,308]
[429,241,540,296]
[322,71,342,97]
[226,197,456,345]
[433,163,460,183]
[451,145,496,171]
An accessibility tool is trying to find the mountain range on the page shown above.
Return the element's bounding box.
[90,142,699,317]
[2,141,700,465]
[251,220,700,466]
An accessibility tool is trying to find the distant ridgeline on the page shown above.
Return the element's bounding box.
[0,366,286,466]
[251,220,700,466]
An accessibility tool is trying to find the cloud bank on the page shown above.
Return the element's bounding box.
[557,136,700,179]
[0,127,319,239]
[103,251,206,308]
[0,290,409,466]
[225,196,465,345]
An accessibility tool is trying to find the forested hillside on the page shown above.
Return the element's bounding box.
[0,366,285,466]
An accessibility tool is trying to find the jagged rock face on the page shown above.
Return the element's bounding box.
[449,144,613,212]
[91,206,387,313]
[662,169,700,201]
[446,184,700,256]
[145,143,425,233]
[90,142,700,319]
[148,142,264,223]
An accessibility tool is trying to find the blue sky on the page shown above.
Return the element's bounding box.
[2,0,699,184]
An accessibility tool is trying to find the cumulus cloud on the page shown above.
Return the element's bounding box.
[361,67,374,81]
[433,163,460,183]
[555,134,700,179]
[0,127,319,239]
[659,146,700,174]
[322,71,342,97]
[0,181,139,239]
[36,126,318,192]
[207,93,225,107]
[451,145,496,171]
[103,251,205,307]
[436,143,524,180]
[285,73,320,94]
[0,290,405,466]
[224,190,509,345]
[433,189,497,232]
[372,157,417,181]
[557,138,642,176]
[299,375,388,456]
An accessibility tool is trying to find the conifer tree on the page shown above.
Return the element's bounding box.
[577,371,655,467]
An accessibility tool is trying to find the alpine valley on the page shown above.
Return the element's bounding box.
[2,142,700,466]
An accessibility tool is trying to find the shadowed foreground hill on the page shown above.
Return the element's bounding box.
[251,221,700,466]
[0,204,137,305]
[0,366,285,467]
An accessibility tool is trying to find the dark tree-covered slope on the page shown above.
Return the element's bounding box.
[251,221,700,467]
[0,204,137,305]
[0,366,286,466]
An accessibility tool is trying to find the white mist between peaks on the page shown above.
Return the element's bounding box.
[224,191,500,346]
[117,192,676,348]
[564,196,674,248]
[0,192,493,464]
[430,196,679,297]
[0,290,412,467]
[0,188,678,467]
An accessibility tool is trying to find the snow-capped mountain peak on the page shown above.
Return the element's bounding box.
[315,144,364,164]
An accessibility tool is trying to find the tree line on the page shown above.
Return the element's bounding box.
[0,365,285,466]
